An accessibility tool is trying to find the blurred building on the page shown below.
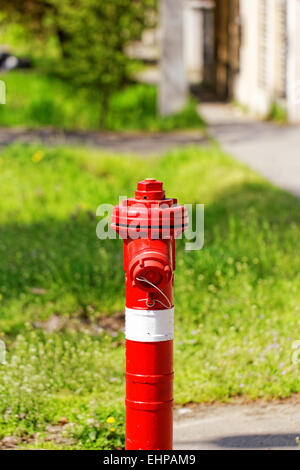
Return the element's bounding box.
[183,0,215,85]
[212,0,300,123]
[160,0,300,122]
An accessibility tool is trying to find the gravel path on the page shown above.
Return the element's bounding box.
[0,127,207,156]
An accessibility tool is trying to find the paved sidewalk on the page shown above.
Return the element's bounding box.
[174,400,300,450]
[199,103,300,199]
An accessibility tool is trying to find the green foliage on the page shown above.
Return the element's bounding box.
[51,0,157,123]
[0,1,51,35]
[267,102,288,125]
[107,83,204,131]
[0,0,157,126]
[0,143,299,448]
[0,72,204,131]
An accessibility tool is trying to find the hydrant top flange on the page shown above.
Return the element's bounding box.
[111,178,188,238]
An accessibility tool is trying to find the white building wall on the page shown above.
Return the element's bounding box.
[286,0,300,123]
[234,0,280,117]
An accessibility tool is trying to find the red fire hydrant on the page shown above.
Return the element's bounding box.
[111,178,188,450]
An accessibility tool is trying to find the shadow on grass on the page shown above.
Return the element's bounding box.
[0,214,124,321]
[181,178,300,255]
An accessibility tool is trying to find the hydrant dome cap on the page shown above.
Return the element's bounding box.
[135,178,165,200]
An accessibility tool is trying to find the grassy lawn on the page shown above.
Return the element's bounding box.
[0,142,299,449]
[0,71,204,132]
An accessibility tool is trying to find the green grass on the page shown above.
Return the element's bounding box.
[266,102,288,125]
[0,142,299,449]
[0,71,204,131]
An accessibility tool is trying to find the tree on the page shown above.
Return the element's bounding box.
[51,0,157,124]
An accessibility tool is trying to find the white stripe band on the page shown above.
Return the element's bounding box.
[125,307,174,342]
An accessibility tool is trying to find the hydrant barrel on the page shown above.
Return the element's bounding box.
[111,179,188,450]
